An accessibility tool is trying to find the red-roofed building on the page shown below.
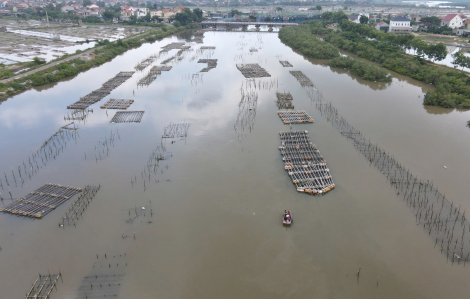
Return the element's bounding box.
[460,14,467,21]
[464,19,470,28]
[409,15,420,22]
[173,5,184,12]
[441,13,463,28]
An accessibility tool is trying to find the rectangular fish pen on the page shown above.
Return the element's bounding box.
[0,183,82,218]
[279,60,293,67]
[67,71,135,109]
[198,59,217,72]
[100,99,134,110]
[290,70,314,87]
[276,92,294,110]
[278,111,313,124]
[110,111,145,123]
[279,131,334,195]
[236,64,271,78]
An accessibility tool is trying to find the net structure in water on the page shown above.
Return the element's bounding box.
[291,71,470,265]
[110,111,145,123]
[280,131,335,195]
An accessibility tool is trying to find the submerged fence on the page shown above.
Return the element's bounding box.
[292,70,470,265]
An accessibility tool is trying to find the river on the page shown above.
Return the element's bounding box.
[0,29,470,299]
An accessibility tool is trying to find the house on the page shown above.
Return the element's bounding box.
[0,9,10,15]
[134,7,149,18]
[71,4,83,10]
[460,14,467,21]
[376,21,389,32]
[86,4,100,10]
[440,14,463,29]
[121,9,133,20]
[409,15,421,22]
[173,4,184,12]
[348,13,369,24]
[120,5,134,11]
[150,9,162,18]
[60,5,74,12]
[465,19,470,29]
[389,16,412,34]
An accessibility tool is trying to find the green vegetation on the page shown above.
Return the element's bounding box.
[279,23,391,82]
[329,56,392,82]
[0,24,198,100]
[174,8,203,26]
[282,16,470,109]
[279,25,340,59]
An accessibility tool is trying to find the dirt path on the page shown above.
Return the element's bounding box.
[0,47,99,84]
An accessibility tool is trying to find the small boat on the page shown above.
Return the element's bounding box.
[283,210,292,226]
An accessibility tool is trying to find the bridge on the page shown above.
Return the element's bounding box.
[200,21,298,29]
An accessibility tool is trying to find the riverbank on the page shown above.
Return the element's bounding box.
[279,20,470,109]
[0,23,198,102]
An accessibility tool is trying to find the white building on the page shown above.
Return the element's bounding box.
[441,14,463,29]
[389,16,412,34]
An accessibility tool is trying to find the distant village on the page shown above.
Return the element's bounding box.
[1,0,470,36]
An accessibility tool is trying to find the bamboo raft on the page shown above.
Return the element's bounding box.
[279,131,335,195]
[162,122,190,138]
[279,60,293,67]
[61,185,100,227]
[160,42,187,52]
[0,183,82,218]
[276,92,294,110]
[249,47,258,52]
[101,99,134,110]
[67,71,134,109]
[290,70,314,87]
[26,272,62,299]
[278,111,314,124]
[198,59,217,72]
[236,64,271,78]
[151,65,172,72]
[110,111,145,123]
[162,56,175,64]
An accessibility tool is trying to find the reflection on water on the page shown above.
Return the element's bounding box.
[328,66,392,91]
[1,30,470,299]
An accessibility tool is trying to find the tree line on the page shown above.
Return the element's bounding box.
[289,15,470,109]
[279,24,393,82]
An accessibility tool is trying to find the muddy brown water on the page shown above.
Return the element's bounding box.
[0,30,470,299]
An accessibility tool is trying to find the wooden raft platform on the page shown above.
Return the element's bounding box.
[279,60,293,67]
[276,92,294,110]
[236,64,271,78]
[67,72,134,110]
[200,46,216,49]
[110,111,145,123]
[278,110,313,124]
[0,183,81,218]
[101,98,134,110]
[279,131,335,195]
[198,59,217,72]
[290,70,314,87]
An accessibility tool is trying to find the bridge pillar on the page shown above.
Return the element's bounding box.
[242,25,248,31]
[255,24,260,28]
